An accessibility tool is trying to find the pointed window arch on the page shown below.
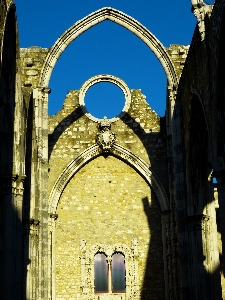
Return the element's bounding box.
[47,19,168,116]
[39,7,178,90]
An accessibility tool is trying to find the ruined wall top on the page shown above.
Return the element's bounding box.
[167,44,189,79]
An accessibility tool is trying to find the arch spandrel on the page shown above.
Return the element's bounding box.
[39,7,178,89]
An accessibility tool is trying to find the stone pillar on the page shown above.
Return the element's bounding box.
[205,178,222,300]
[187,213,222,300]
[0,174,25,300]
[167,88,185,300]
[33,87,50,299]
[161,211,170,300]
[49,213,58,300]
[166,86,177,136]
[23,218,39,300]
[213,170,225,275]
[187,215,206,299]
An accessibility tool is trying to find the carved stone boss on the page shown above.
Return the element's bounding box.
[96,117,116,152]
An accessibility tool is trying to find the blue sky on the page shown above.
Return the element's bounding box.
[16,0,214,118]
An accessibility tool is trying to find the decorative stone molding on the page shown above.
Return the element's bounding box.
[96,117,116,152]
[168,85,177,102]
[48,213,58,234]
[39,7,178,90]
[79,74,131,122]
[49,213,58,220]
[49,144,169,214]
[191,2,213,41]
[79,239,139,300]
[41,87,51,94]
[23,218,40,236]
[0,174,26,195]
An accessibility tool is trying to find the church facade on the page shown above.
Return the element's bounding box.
[0,0,225,299]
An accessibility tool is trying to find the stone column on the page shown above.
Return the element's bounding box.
[205,178,222,300]
[160,211,170,300]
[187,213,221,300]
[49,213,58,300]
[0,174,25,300]
[33,87,50,299]
[187,215,206,299]
[24,218,39,300]
[167,88,185,300]
[213,170,225,275]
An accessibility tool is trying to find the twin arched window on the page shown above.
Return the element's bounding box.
[94,252,126,293]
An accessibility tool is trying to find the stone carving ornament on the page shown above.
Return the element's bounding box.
[191,0,213,41]
[96,117,116,152]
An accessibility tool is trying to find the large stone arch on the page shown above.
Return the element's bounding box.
[0,1,14,65]
[0,1,24,176]
[39,7,178,89]
[0,2,26,299]
[49,143,169,215]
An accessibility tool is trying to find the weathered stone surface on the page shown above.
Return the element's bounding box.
[20,46,49,87]
[55,156,164,299]
[1,1,225,299]
[47,81,166,299]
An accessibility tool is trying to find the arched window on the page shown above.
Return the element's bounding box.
[112,252,126,293]
[94,252,126,294]
[94,253,108,293]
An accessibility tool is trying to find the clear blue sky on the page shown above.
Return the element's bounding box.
[16,0,214,118]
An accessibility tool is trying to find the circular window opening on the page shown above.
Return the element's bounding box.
[84,82,125,119]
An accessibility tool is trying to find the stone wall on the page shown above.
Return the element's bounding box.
[48,86,167,299]
[48,88,168,195]
[169,4,224,298]
[55,156,163,300]
[167,44,189,79]
[20,46,49,88]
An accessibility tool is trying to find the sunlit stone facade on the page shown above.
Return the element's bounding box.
[1,1,225,299]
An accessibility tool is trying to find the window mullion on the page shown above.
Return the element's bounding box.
[107,257,112,293]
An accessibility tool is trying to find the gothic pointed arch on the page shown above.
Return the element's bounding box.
[0,3,26,298]
[49,143,169,215]
[0,2,17,175]
[39,7,178,89]
[0,1,14,65]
